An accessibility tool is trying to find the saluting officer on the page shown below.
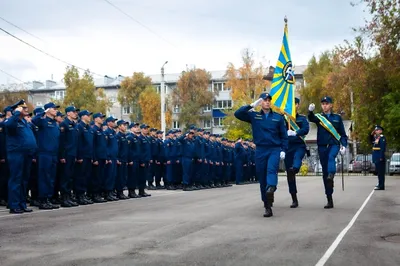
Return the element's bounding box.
[0,110,8,206]
[371,125,386,190]
[58,106,79,207]
[284,97,310,208]
[235,92,288,218]
[308,96,347,209]
[32,102,61,210]
[5,100,37,214]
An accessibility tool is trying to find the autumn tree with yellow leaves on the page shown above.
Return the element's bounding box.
[224,49,270,140]
[138,86,172,129]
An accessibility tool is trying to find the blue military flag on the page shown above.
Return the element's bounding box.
[270,18,296,120]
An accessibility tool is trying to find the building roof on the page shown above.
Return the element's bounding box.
[2,65,307,93]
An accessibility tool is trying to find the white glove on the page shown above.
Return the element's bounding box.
[308,103,315,111]
[280,151,286,160]
[340,146,346,155]
[287,130,297,136]
[250,98,263,108]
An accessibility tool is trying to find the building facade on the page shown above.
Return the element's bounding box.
[24,66,306,134]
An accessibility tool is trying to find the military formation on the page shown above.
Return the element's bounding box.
[0,100,258,214]
[0,94,387,217]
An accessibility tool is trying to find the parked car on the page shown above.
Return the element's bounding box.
[389,153,400,176]
[350,154,375,173]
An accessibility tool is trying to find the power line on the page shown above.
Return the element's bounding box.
[0,27,103,77]
[0,68,24,83]
[102,0,176,48]
[0,16,45,42]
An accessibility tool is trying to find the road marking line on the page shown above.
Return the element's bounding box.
[315,189,375,266]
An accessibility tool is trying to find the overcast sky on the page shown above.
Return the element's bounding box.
[0,0,367,85]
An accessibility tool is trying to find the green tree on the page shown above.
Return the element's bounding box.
[62,66,111,114]
[224,49,269,138]
[118,72,152,122]
[171,68,214,130]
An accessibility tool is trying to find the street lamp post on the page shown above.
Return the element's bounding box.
[161,61,168,139]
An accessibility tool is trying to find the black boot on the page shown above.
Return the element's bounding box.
[138,189,151,197]
[128,189,140,198]
[60,194,73,208]
[38,200,53,210]
[77,195,88,205]
[290,193,298,208]
[263,201,273,217]
[324,195,334,209]
[93,193,106,203]
[105,191,117,201]
[117,191,129,200]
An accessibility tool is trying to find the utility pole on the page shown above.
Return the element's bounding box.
[161,61,168,139]
[350,89,357,157]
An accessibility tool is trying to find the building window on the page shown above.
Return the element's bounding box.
[54,90,65,100]
[174,105,180,113]
[36,102,43,107]
[173,120,180,129]
[203,119,211,129]
[203,104,211,112]
[123,106,132,114]
[213,82,228,92]
[213,100,232,110]
[109,97,116,103]
[213,117,224,127]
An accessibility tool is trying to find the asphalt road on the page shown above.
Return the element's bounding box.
[0,175,399,266]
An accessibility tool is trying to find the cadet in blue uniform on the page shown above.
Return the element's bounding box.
[75,110,94,205]
[32,102,61,210]
[0,111,8,206]
[308,96,347,209]
[284,97,310,208]
[235,92,288,218]
[127,122,141,198]
[148,128,159,189]
[58,106,79,207]
[115,120,130,199]
[104,116,119,201]
[155,130,165,189]
[371,125,386,190]
[178,131,196,190]
[234,139,246,185]
[138,124,151,197]
[91,113,108,203]
[5,100,37,214]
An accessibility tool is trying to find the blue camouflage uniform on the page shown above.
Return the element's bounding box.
[234,93,288,206]
[308,97,347,197]
[5,103,37,211]
[371,125,386,190]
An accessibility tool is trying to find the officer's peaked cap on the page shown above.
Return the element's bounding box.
[259,92,272,100]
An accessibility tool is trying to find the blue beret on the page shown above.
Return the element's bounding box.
[65,106,77,113]
[321,96,333,104]
[259,92,272,100]
[93,113,106,119]
[44,102,60,110]
[78,110,92,117]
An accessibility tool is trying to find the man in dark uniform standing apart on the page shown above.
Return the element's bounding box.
[371,125,386,190]
[284,97,309,208]
[308,96,347,209]
[5,100,37,214]
[235,93,288,217]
